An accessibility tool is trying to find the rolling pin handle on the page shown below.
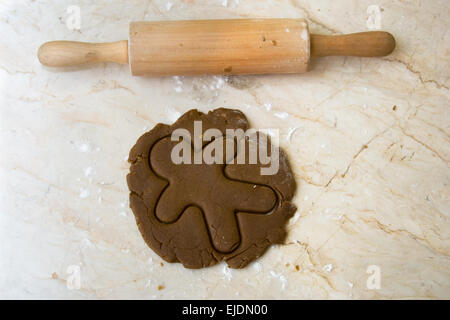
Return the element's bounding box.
[310,31,396,58]
[38,40,129,67]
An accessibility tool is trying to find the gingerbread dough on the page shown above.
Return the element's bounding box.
[127,108,297,269]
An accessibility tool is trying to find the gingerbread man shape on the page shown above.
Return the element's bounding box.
[150,135,277,253]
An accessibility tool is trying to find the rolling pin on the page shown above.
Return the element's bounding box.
[38,18,395,76]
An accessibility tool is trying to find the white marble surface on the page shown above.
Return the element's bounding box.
[0,0,449,299]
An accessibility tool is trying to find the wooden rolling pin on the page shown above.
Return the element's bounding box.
[38,19,395,76]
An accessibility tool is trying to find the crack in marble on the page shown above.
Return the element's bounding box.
[398,126,449,163]
[360,216,450,258]
[288,0,340,34]
[340,129,389,179]
[382,58,450,91]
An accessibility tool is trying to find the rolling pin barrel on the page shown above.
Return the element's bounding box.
[37,19,396,76]
[128,19,311,76]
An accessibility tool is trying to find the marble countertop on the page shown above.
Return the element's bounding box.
[0,0,449,299]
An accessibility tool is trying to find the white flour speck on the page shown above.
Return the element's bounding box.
[81,238,95,248]
[253,262,262,272]
[120,211,127,217]
[301,29,308,41]
[98,196,102,204]
[222,265,233,281]
[84,166,94,177]
[274,111,288,119]
[78,143,91,153]
[285,28,290,32]
[263,103,272,111]
[270,271,287,290]
[222,0,228,7]
[290,211,300,224]
[166,2,173,11]
[79,188,90,199]
[173,76,183,85]
[279,275,287,290]
[214,76,226,89]
[323,264,333,273]
[166,106,182,123]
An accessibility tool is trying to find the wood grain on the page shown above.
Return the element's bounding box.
[311,31,395,57]
[38,40,128,67]
[128,19,310,76]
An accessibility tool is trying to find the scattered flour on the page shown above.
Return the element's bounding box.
[81,238,95,248]
[222,265,233,281]
[79,188,90,199]
[274,111,289,119]
[290,211,300,224]
[252,262,262,272]
[78,142,92,153]
[84,166,94,177]
[263,103,272,111]
[323,264,333,273]
[166,106,182,123]
[270,271,287,290]
[173,76,183,93]
[301,29,308,41]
